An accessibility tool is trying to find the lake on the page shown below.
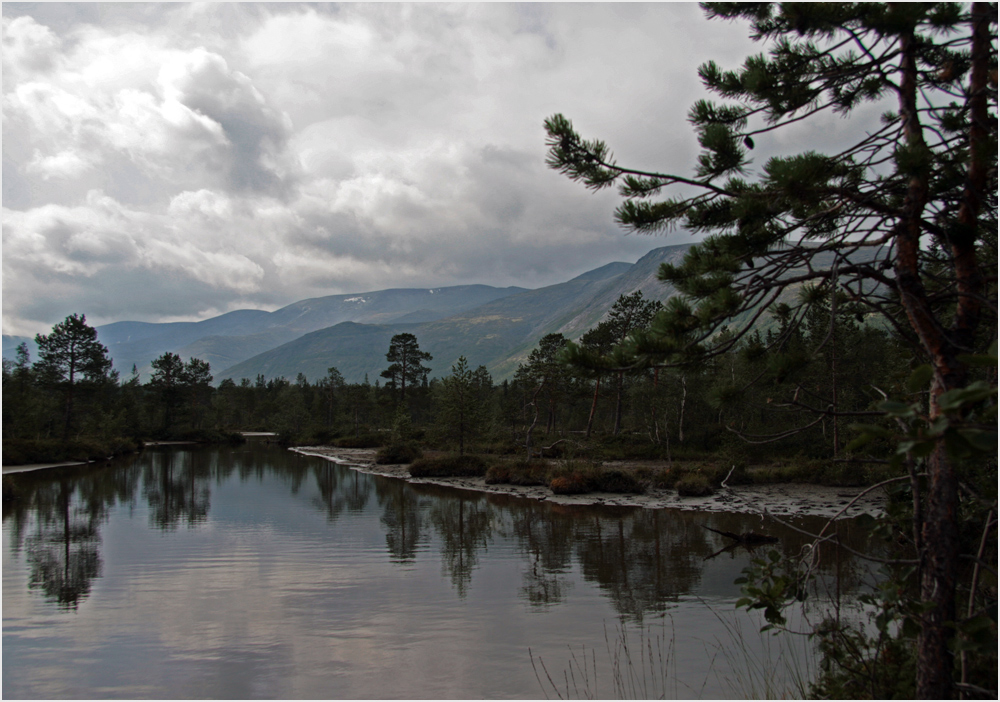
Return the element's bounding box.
[2,440,876,699]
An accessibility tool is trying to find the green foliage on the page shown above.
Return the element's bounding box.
[734,549,810,630]
[330,433,385,449]
[380,332,432,400]
[547,3,997,696]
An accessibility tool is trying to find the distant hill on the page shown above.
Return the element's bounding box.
[216,245,690,384]
[87,284,526,378]
[5,242,874,384]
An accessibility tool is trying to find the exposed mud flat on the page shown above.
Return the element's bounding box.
[293,447,886,519]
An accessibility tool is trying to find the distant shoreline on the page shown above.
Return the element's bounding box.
[292,446,886,520]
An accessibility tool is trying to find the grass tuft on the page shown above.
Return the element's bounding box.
[676,472,715,497]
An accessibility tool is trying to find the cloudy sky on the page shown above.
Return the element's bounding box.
[3,2,767,337]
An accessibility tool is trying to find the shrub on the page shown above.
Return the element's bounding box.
[409,454,489,478]
[676,472,714,497]
[375,442,423,465]
[592,468,645,494]
[647,469,676,490]
[332,433,385,449]
[485,460,551,486]
[549,474,590,494]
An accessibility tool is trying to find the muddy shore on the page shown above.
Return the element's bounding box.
[292,447,886,519]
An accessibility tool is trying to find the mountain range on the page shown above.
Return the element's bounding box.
[3,244,690,383]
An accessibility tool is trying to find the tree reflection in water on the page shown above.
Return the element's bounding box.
[5,463,135,610]
[142,450,211,530]
[429,491,495,597]
[506,501,576,608]
[24,478,102,609]
[4,444,877,620]
[376,479,428,562]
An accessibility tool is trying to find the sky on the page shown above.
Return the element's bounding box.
[1,2,771,337]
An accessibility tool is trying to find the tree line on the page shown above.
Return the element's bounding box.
[5,290,911,473]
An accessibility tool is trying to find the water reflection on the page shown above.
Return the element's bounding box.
[429,491,495,596]
[3,443,876,619]
[24,478,102,609]
[142,451,211,530]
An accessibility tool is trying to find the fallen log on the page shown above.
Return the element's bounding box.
[703,525,779,546]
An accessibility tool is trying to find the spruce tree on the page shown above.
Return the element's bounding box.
[437,356,481,455]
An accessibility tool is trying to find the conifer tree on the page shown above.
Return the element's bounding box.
[34,314,113,440]
[380,333,433,401]
[546,4,996,697]
[437,356,481,455]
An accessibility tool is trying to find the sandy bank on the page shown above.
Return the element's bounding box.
[292,447,886,519]
[2,460,90,475]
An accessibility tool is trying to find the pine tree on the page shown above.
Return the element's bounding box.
[34,314,113,440]
[380,333,433,401]
[547,4,997,697]
[591,292,662,435]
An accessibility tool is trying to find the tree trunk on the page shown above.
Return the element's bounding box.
[894,9,991,694]
[678,375,687,443]
[586,377,601,438]
[613,371,623,435]
[918,440,960,698]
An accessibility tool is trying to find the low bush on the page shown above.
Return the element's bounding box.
[547,462,598,494]
[549,474,590,494]
[646,468,676,490]
[375,442,423,465]
[409,454,489,478]
[592,468,645,494]
[676,472,715,497]
[485,460,551,486]
[546,463,648,495]
[332,433,386,449]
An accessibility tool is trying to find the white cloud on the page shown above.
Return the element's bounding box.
[1,15,61,76]
[4,3,771,337]
[26,148,95,179]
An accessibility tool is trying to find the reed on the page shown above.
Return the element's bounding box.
[530,610,814,700]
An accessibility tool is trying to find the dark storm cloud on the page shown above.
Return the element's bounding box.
[4,3,787,336]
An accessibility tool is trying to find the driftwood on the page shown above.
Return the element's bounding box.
[529,438,583,459]
[703,526,780,561]
[702,525,779,546]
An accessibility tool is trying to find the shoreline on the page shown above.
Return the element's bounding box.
[292,447,887,519]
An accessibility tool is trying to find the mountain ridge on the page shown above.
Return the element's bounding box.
[216,245,689,384]
[4,245,688,382]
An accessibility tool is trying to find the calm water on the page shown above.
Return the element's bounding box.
[3,442,876,699]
